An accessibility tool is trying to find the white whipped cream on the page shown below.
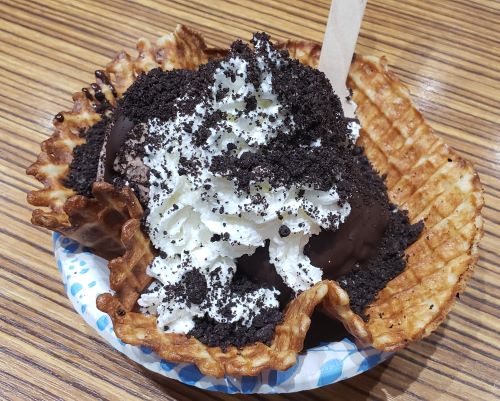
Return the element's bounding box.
[138,39,353,334]
[347,119,360,143]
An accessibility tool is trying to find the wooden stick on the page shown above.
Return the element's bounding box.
[319,0,367,118]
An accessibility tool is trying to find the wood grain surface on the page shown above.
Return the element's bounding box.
[1,0,499,400]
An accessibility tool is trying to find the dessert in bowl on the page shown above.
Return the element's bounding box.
[27,25,483,380]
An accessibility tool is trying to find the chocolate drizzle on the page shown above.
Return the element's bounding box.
[90,83,105,102]
[305,196,390,281]
[81,87,93,101]
[95,69,117,98]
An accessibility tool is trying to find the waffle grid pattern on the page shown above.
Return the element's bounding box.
[347,56,483,350]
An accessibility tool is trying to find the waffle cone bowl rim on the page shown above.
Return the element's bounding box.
[27,25,483,384]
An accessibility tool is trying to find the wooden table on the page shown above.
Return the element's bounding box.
[1,0,498,400]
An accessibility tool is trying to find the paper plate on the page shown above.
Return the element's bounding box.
[54,232,391,394]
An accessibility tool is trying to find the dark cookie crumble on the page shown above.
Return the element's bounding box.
[338,151,424,318]
[64,117,108,197]
[188,274,283,350]
[189,307,282,351]
[210,33,355,197]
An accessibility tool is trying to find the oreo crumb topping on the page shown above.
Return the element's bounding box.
[183,269,208,305]
[149,269,208,308]
[64,117,107,197]
[119,68,211,124]
[210,34,354,194]
[188,275,283,350]
[189,307,282,351]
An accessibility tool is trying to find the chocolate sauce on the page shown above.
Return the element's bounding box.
[90,83,106,102]
[82,87,94,101]
[305,197,390,280]
[103,113,134,182]
[95,70,110,85]
[95,70,117,98]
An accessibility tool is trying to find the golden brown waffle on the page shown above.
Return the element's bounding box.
[64,181,146,266]
[347,55,483,350]
[26,25,483,376]
[275,40,321,67]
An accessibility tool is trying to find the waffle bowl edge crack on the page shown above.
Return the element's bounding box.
[27,25,483,378]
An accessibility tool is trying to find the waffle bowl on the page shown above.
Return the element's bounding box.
[28,25,483,386]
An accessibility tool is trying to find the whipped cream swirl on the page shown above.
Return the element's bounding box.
[138,36,353,334]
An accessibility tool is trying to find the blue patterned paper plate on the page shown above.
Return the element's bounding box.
[54,232,391,394]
